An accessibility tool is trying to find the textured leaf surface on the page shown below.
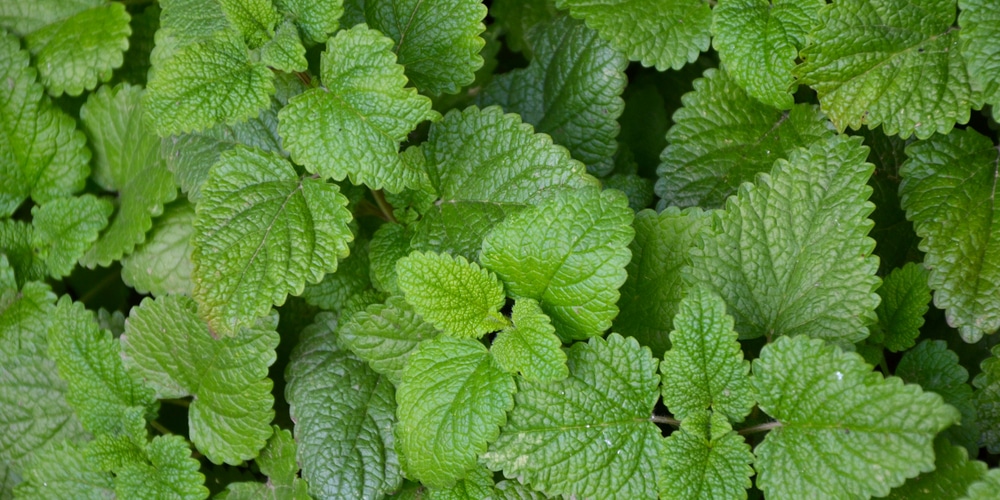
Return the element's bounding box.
[974,345,1000,453]
[655,68,834,208]
[478,16,626,176]
[121,199,195,297]
[30,195,111,278]
[481,187,633,340]
[410,201,520,263]
[489,0,558,54]
[338,296,440,386]
[660,288,754,422]
[555,0,711,70]
[396,336,515,486]
[122,295,279,465]
[111,435,209,499]
[13,441,114,499]
[753,335,960,500]
[286,315,400,500]
[964,469,1000,500]
[870,263,931,351]
[396,251,507,338]
[259,18,308,73]
[614,207,709,357]
[191,146,352,336]
[960,0,1000,109]
[795,0,976,139]
[885,437,988,499]
[220,426,311,499]
[0,221,45,285]
[300,236,371,313]
[365,0,487,94]
[369,222,411,294]
[483,334,662,499]
[713,0,822,109]
[79,83,177,268]
[279,25,437,192]
[421,106,595,204]
[659,412,754,500]
[686,135,879,343]
[899,128,1000,341]
[491,298,567,382]
[0,31,89,216]
[277,0,343,44]
[425,466,494,500]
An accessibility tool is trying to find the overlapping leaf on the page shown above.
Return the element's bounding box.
[276,0,342,44]
[121,295,279,465]
[279,25,437,192]
[685,135,880,343]
[0,221,45,285]
[480,186,633,340]
[753,335,960,500]
[899,128,1000,341]
[869,263,931,351]
[120,199,195,297]
[489,0,558,54]
[885,437,988,499]
[30,196,111,278]
[477,16,626,176]
[974,345,1000,453]
[300,236,371,314]
[964,469,1000,500]
[368,222,412,294]
[960,0,1000,110]
[659,412,754,500]
[219,426,310,499]
[191,146,352,336]
[491,298,567,382]
[108,435,209,499]
[410,201,521,263]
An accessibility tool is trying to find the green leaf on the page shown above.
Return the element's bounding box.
[219,426,310,499]
[48,296,155,438]
[960,0,1000,110]
[713,0,822,109]
[899,128,1000,341]
[120,199,196,297]
[338,296,441,386]
[425,466,494,500]
[964,469,1000,500]
[870,263,931,351]
[685,134,880,343]
[191,146,353,337]
[369,222,412,294]
[554,0,711,71]
[396,335,515,487]
[885,437,988,499]
[79,83,178,268]
[483,333,662,499]
[481,187,633,340]
[259,18,308,72]
[0,31,90,217]
[655,67,835,208]
[753,335,961,500]
[13,441,114,499]
[491,298,567,382]
[113,3,159,86]
[421,106,596,204]
[489,0,559,54]
[0,221,46,285]
[658,412,754,500]
[896,340,979,457]
[364,0,487,94]
[603,172,654,211]
[219,0,280,48]
[396,251,508,338]
[477,16,626,176]
[660,287,754,422]
[973,344,1000,453]
[285,313,402,499]
[30,195,112,278]
[795,0,977,139]
[276,0,343,44]
[410,201,520,263]
[300,236,371,314]
[278,25,437,192]
[111,434,209,499]
[613,207,709,358]
[121,295,279,465]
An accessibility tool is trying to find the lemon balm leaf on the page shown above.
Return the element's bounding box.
[491,298,567,382]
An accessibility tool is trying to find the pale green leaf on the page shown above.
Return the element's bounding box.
[795,0,977,139]
[30,195,112,278]
[973,345,1000,453]
[660,287,754,422]
[191,146,353,337]
[0,0,104,34]
[899,128,1000,341]
[48,296,155,438]
[478,16,626,176]
[13,441,114,499]
[219,0,279,48]
[260,18,308,72]
[112,435,209,500]
[554,0,711,70]
[121,199,196,297]
[960,0,1000,110]
[285,313,402,499]
[870,263,931,351]
[425,466,494,500]
[219,426,311,499]
[300,235,371,313]
[421,106,596,204]
[369,222,412,295]
[753,335,961,500]
[121,295,279,465]
[886,437,988,499]
[655,68,835,208]
[658,412,753,500]
[685,135,879,343]
[276,0,343,44]
[364,0,487,94]
[483,333,662,499]
[79,83,178,268]
[338,296,441,386]
[278,25,437,192]
[713,0,823,109]
[0,31,90,217]
[480,186,634,340]
[614,207,709,358]
[491,298,567,382]
[396,251,508,338]
[410,201,522,264]
[396,335,515,487]
[963,469,1000,500]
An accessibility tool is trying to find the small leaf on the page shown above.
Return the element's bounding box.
[491,298,568,382]
[259,18,308,73]
[425,466,494,500]
[0,221,45,285]
[30,195,112,278]
[120,199,196,297]
[219,0,280,48]
[396,336,515,487]
[753,335,961,500]
[111,435,209,499]
[658,412,754,500]
[277,0,343,44]
[870,263,931,351]
[369,222,412,294]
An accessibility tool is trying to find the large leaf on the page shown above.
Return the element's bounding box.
[191,146,353,337]
[899,128,1000,341]
[685,134,880,343]
[12,441,114,499]
[753,335,961,500]
[659,412,754,500]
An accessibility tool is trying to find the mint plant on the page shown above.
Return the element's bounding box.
[3,0,1000,498]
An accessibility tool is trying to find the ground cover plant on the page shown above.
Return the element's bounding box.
[2,0,1000,498]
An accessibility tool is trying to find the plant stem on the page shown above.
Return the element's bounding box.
[738,421,782,435]
[150,420,172,436]
[650,415,681,427]
[372,189,397,223]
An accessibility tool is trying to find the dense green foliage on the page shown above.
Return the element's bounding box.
[2,0,1000,498]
